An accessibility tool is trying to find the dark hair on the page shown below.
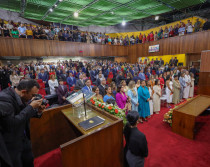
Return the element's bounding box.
[174,74,178,78]
[158,73,162,77]
[16,79,40,92]
[85,79,90,83]
[105,86,111,94]
[92,86,98,92]
[140,80,145,84]
[117,85,123,93]
[166,75,171,80]
[155,79,159,85]
[126,111,139,126]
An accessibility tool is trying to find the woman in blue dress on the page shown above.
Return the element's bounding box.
[138,80,150,122]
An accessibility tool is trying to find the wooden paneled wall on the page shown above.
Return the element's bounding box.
[199,50,210,96]
[128,30,210,63]
[0,37,128,57]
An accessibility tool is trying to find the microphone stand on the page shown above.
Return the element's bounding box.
[83,93,87,118]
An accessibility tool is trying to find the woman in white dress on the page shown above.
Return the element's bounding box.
[166,75,173,108]
[147,80,153,116]
[48,74,58,95]
[189,73,195,98]
[153,79,161,114]
[183,71,191,99]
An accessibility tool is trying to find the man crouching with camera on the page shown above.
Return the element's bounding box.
[0,79,46,167]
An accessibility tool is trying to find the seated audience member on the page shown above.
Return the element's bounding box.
[98,78,106,97]
[194,18,201,32]
[24,70,31,79]
[10,27,19,38]
[116,85,127,110]
[96,74,102,86]
[138,69,145,81]
[38,68,49,86]
[153,79,161,114]
[92,86,103,101]
[40,29,48,39]
[76,74,85,89]
[48,74,58,95]
[10,70,20,87]
[146,69,151,79]
[67,72,76,87]
[60,70,68,82]
[124,111,148,167]
[82,73,88,81]
[202,18,210,31]
[82,79,93,92]
[103,86,115,103]
[57,79,69,105]
[18,24,26,38]
[56,67,63,79]
[76,69,83,78]
[110,81,117,98]
[127,81,138,112]
[26,27,33,39]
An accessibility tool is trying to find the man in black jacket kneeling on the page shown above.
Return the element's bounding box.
[0,79,45,167]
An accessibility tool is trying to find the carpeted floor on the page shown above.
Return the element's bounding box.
[34,104,210,167]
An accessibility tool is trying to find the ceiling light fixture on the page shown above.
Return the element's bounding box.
[59,0,63,2]
[49,8,53,12]
[54,4,57,7]
[122,20,126,26]
[111,11,114,14]
[74,12,79,17]
[155,16,159,20]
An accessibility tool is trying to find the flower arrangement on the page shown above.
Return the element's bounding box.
[89,97,127,124]
[163,99,192,126]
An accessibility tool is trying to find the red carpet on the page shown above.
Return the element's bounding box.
[34,105,210,167]
[140,106,210,167]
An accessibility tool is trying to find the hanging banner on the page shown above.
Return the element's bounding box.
[149,44,159,52]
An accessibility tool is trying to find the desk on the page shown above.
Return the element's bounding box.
[30,104,124,167]
[172,95,210,139]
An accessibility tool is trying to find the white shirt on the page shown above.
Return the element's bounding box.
[49,79,59,94]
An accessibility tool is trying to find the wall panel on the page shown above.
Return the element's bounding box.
[0,38,128,58]
[128,30,210,63]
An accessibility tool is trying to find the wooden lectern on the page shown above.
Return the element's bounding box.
[30,104,124,167]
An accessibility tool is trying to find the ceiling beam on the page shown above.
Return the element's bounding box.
[20,0,27,17]
[155,0,177,10]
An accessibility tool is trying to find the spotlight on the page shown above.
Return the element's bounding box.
[49,8,53,12]
[155,16,159,20]
[122,20,126,26]
[74,12,79,17]
[54,4,57,7]
[59,0,63,2]
[111,11,114,14]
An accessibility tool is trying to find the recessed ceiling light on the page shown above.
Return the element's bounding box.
[111,11,114,14]
[54,4,57,7]
[49,8,53,12]
[155,16,159,20]
[74,12,79,17]
[122,20,126,26]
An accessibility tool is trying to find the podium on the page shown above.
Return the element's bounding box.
[30,103,124,167]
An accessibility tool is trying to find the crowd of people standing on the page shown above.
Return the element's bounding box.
[0,18,210,46]
[0,57,197,123]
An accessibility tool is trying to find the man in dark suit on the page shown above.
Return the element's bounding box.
[60,70,68,82]
[0,79,45,167]
[56,67,63,80]
[38,69,49,86]
[76,74,85,89]
[174,57,178,66]
[67,72,76,87]
[169,57,174,66]
[154,58,159,65]
[57,79,69,105]
[90,67,97,82]
[116,71,124,86]
[159,58,164,66]
[98,78,106,97]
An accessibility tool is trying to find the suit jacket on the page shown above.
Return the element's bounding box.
[96,78,101,86]
[98,84,106,97]
[67,77,76,87]
[57,85,68,104]
[82,85,93,92]
[90,70,96,81]
[0,88,40,167]
[76,79,85,89]
[116,75,124,86]
[60,73,68,82]
[159,60,164,66]
[56,70,63,79]
[38,72,48,82]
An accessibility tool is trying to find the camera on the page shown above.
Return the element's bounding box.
[34,94,48,106]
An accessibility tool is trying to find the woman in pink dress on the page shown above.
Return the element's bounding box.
[116,85,127,110]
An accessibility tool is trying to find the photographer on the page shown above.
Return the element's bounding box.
[0,79,45,167]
